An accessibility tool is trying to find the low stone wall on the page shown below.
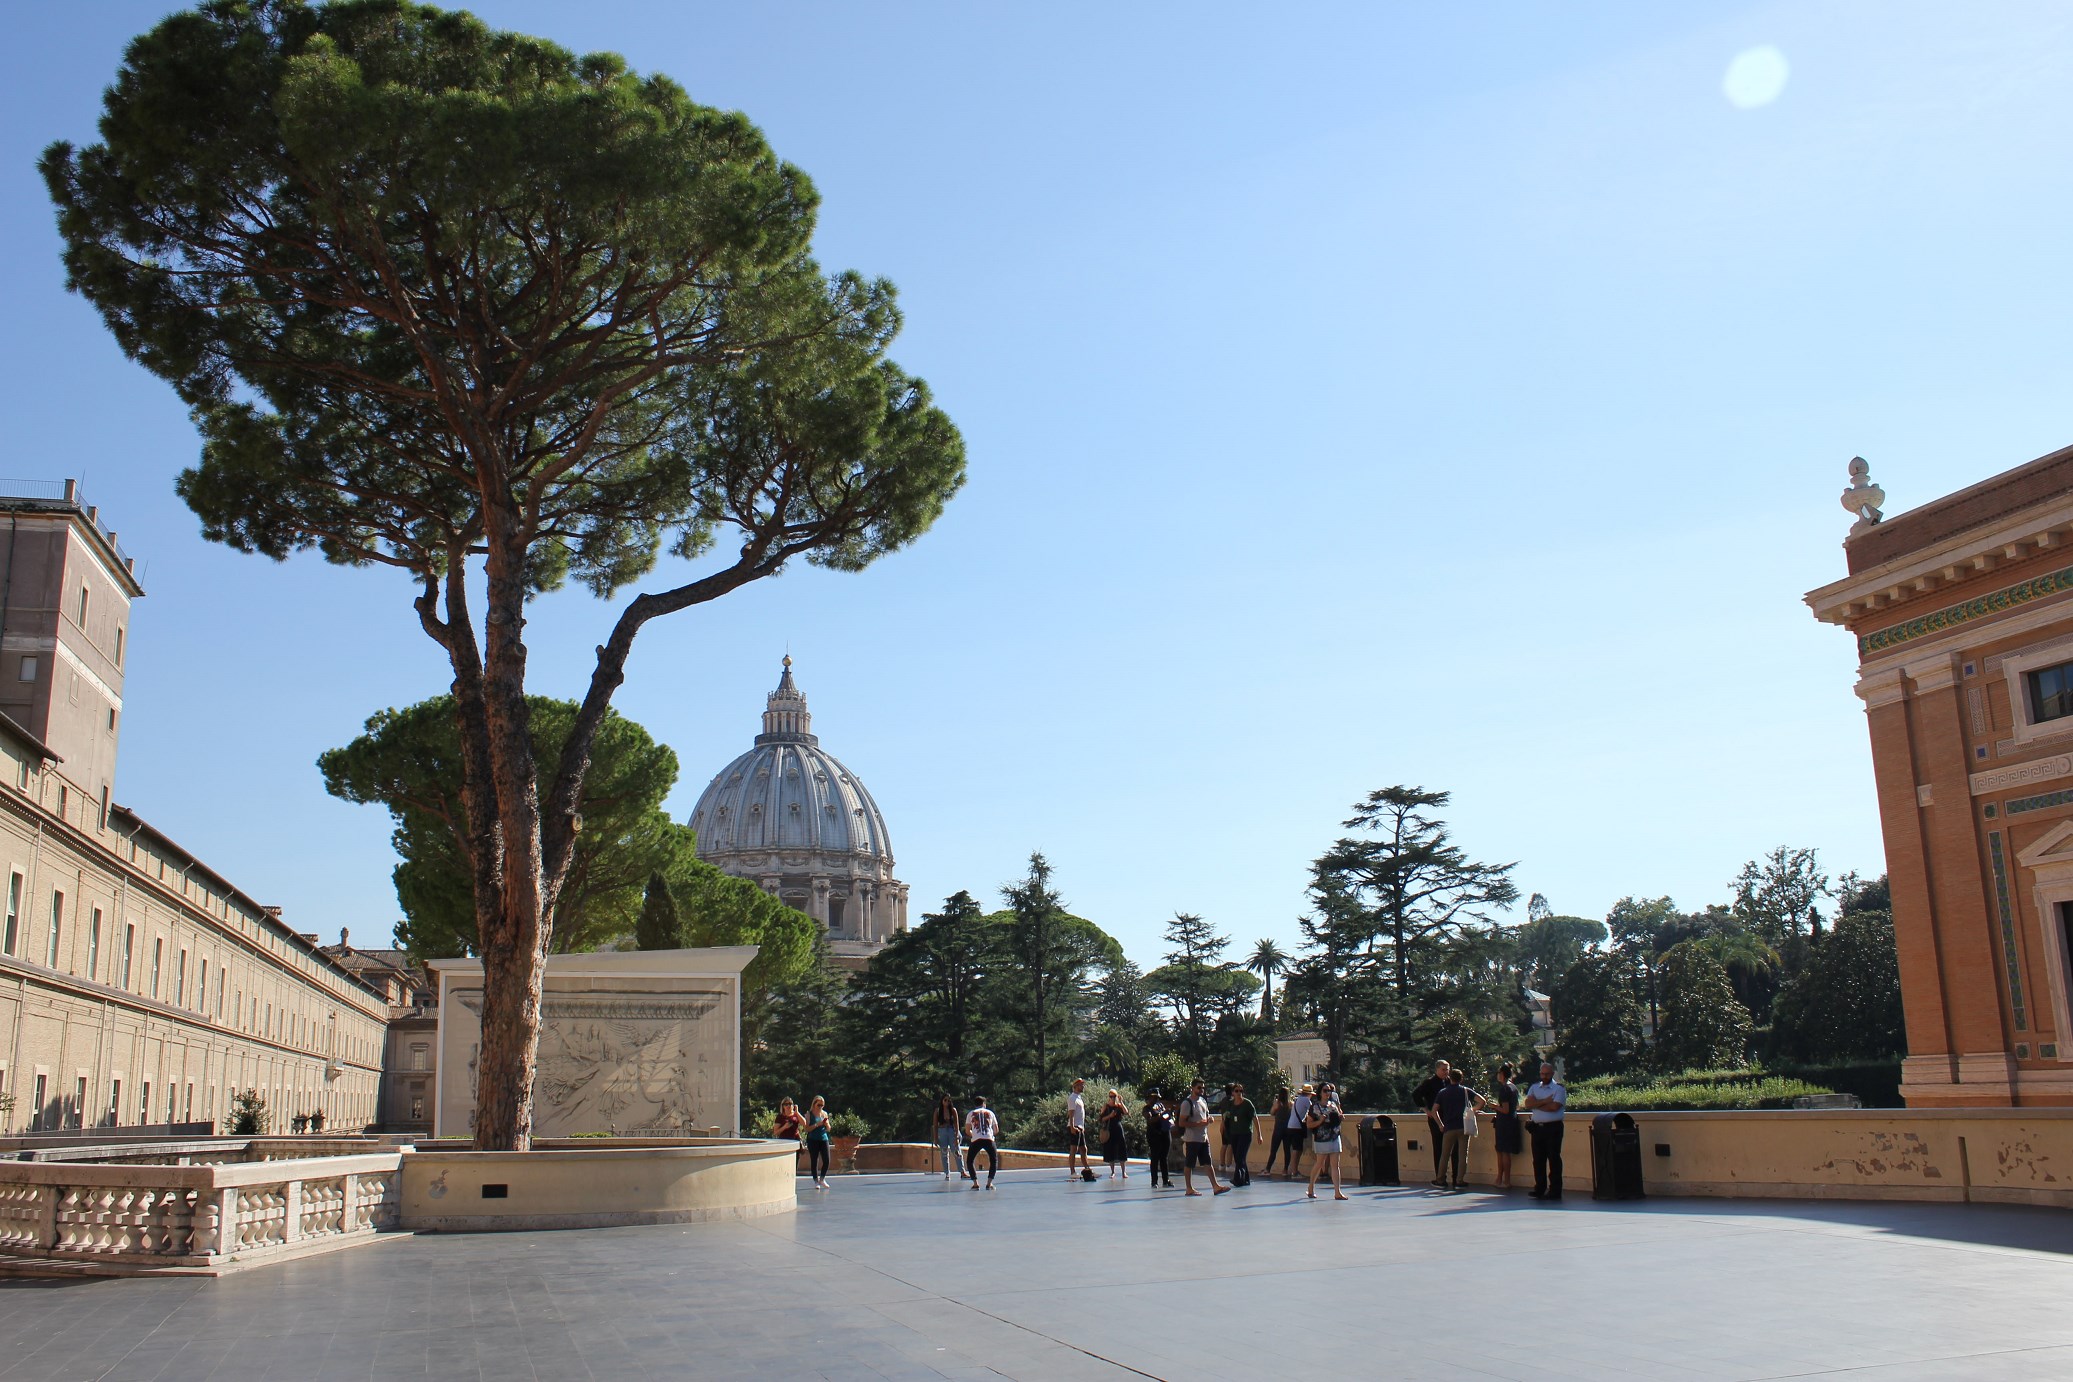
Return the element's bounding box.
[852,1107,2073,1210]
[0,1146,404,1273]
[398,1137,797,1232]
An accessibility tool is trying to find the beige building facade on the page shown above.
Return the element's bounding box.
[0,483,387,1134]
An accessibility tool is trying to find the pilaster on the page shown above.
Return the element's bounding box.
[1859,668,1953,1065]
[1906,655,2011,1063]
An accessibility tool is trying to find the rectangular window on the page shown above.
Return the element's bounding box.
[14,655,33,682]
[2031,661,2073,724]
[2,872,18,955]
[73,1077,86,1130]
[198,958,209,1015]
[56,784,66,816]
[45,892,62,968]
[121,924,134,988]
[86,908,100,980]
[31,1073,48,1131]
[184,1083,194,1123]
[77,586,88,627]
[176,949,187,1006]
[108,1078,121,1127]
[139,1081,150,1126]
[114,627,124,667]
[409,1043,429,1073]
[216,968,225,1019]
[150,937,163,998]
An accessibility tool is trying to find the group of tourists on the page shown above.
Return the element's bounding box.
[769,1094,838,1189]
[1410,1059,1569,1198]
[781,1059,1571,1201]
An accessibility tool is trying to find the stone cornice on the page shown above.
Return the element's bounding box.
[1844,562,2073,658]
[1805,498,2073,627]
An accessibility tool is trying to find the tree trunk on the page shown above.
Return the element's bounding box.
[465,501,559,1151]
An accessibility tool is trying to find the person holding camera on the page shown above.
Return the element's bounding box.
[1305,1081,1350,1200]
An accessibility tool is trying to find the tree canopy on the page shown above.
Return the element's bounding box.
[48,0,965,1148]
[319,694,683,958]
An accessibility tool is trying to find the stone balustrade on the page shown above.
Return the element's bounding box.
[0,1147,403,1272]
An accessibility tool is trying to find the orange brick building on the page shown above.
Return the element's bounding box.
[1808,447,2073,1106]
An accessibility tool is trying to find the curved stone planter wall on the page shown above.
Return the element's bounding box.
[399,1138,798,1232]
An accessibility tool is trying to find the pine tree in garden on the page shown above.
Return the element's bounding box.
[44,0,964,1149]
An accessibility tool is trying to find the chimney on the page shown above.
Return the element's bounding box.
[63,479,78,502]
[340,927,351,949]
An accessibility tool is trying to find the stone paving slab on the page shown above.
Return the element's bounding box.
[0,1169,2066,1380]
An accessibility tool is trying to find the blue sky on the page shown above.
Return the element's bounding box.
[5,2,2071,967]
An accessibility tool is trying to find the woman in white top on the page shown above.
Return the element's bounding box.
[964,1096,1001,1189]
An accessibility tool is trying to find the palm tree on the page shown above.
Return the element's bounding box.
[1245,939,1288,1024]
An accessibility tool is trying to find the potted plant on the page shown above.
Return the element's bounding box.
[829,1111,870,1173]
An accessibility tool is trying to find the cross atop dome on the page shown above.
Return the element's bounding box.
[758,655,816,745]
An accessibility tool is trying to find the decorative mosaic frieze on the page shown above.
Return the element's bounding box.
[1986,831,2028,1031]
[1860,564,2073,656]
[2006,787,2073,816]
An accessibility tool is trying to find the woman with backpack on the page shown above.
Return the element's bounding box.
[1305,1081,1350,1200]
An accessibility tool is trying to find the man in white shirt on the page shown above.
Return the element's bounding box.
[1065,1078,1094,1182]
[1522,1062,1567,1201]
[1179,1079,1231,1196]
[965,1096,1001,1189]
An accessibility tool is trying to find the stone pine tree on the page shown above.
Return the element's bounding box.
[44,1,965,1149]
[319,695,685,959]
[634,873,684,951]
[1652,943,1753,1073]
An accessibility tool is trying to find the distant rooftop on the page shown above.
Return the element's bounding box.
[0,477,140,590]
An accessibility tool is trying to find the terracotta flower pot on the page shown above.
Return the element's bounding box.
[832,1135,861,1173]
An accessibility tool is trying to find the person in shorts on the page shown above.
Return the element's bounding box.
[1065,1078,1095,1182]
[1178,1079,1230,1196]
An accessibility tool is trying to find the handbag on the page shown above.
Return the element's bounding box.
[1462,1103,1479,1138]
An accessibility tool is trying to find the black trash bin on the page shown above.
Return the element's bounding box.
[1360,1116,1399,1186]
[1589,1112,1645,1201]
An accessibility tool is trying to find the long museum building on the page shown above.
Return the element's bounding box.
[0,482,387,1134]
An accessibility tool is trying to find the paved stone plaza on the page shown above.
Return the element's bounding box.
[1,1170,2066,1381]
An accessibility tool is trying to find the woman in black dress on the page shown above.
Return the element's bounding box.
[1491,1061,1523,1189]
[1099,1089,1129,1179]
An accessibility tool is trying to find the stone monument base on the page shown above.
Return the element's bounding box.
[398,1138,797,1232]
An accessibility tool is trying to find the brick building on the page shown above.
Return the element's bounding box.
[1807,447,2073,1106]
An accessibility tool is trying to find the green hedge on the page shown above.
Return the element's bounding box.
[1567,1073,1833,1111]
